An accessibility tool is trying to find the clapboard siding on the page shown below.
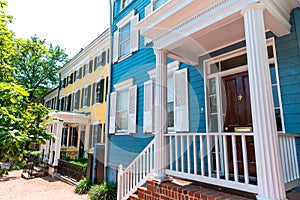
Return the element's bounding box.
[275,7,300,177]
[276,8,300,134]
[108,0,155,182]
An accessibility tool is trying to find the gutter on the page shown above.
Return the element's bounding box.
[104,0,113,181]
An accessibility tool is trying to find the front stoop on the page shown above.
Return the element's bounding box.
[130,179,254,200]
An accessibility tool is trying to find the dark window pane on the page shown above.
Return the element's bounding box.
[275,108,282,132]
[221,54,247,71]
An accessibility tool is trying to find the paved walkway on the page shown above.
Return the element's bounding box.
[0,170,87,200]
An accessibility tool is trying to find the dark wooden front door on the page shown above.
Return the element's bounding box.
[222,71,256,178]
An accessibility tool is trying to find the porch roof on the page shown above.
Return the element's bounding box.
[49,111,90,124]
[136,0,300,65]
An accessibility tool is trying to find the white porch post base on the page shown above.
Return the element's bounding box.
[53,121,63,166]
[241,3,286,200]
[153,49,168,181]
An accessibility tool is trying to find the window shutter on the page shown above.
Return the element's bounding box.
[144,4,153,45]
[113,30,119,63]
[79,67,82,79]
[130,14,139,53]
[74,71,77,82]
[77,90,80,109]
[99,79,105,103]
[87,85,91,106]
[89,60,93,73]
[83,65,86,77]
[105,77,109,101]
[174,68,189,132]
[92,82,96,105]
[81,88,84,108]
[143,80,153,133]
[73,93,76,110]
[101,51,106,66]
[128,85,137,134]
[109,92,117,134]
[94,57,98,71]
[68,93,72,111]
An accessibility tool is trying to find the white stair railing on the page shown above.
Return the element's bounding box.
[117,139,155,200]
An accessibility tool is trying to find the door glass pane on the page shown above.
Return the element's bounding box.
[208,79,216,95]
[272,86,279,107]
[275,108,283,132]
[209,114,218,132]
[209,63,219,74]
[269,64,276,84]
[210,96,217,113]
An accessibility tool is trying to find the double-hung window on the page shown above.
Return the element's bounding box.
[109,78,137,134]
[143,61,189,133]
[81,85,91,108]
[92,79,105,104]
[113,10,139,62]
[120,23,131,57]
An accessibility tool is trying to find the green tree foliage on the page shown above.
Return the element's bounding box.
[0,0,14,82]
[0,1,54,176]
[12,36,69,102]
[0,83,53,176]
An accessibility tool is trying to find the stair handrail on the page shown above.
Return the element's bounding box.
[117,138,155,200]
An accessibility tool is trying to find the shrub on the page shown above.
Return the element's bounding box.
[88,182,117,200]
[74,178,91,194]
[63,156,71,161]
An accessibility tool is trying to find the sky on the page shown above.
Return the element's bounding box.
[5,0,110,59]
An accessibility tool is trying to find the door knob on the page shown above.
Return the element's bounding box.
[237,94,243,101]
[225,127,228,131]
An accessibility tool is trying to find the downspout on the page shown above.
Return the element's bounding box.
[104,0,113,181]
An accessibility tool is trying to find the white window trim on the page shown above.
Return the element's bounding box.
[114,78,134,91]
[114,10,139,62]
[113,78,136,135]
[82,84,90,108]
[146,61,181,133]
[94,78,104,105]
[203,37,285,134]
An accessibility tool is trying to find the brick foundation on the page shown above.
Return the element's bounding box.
[130,178,254,200]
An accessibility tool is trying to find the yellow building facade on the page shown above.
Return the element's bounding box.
[42,29,109,165]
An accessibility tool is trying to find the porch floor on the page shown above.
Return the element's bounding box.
[130,177,300,200]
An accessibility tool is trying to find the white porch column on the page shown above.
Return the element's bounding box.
[153,49,168,180]
[53,121,64,166]
[48,123,55,165]
[44,125,51,162]
[241,4,286,200]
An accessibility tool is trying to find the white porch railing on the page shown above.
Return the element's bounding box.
[117,133,299,199]
[117,139,155,200]
[165,132,259,193]
[278,134,300,191]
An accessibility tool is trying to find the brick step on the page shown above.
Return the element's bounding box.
[129,194,139,200]
[133,178,255,200]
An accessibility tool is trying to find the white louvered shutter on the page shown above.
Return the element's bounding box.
[174,68,189,132]
[143,80,153,133]
[128,85,137,134]
[144,3,153,45]
[113,30,119,63]
[109,92,117,134]
[130,14,139,53]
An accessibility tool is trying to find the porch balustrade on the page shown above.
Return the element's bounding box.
[117,132,299,200]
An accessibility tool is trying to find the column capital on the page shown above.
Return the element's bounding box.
[154,49,168,55]
[241,3,265,16]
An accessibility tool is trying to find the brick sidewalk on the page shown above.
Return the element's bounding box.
[0,170,87,200]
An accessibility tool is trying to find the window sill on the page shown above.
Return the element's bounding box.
[115,131,130,136]
[118,53,132,62]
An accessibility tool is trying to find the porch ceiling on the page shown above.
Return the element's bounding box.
[137,0,300,66]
